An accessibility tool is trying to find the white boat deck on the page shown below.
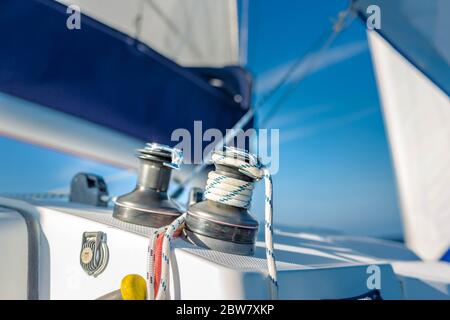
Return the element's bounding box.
[1,197,449,300]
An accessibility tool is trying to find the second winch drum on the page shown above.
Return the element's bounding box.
[185,147,261,256]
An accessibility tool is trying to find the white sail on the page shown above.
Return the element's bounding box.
[57,0,239,66]
[368,31,450,260]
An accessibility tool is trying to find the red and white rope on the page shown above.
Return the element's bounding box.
[147,149,278,300]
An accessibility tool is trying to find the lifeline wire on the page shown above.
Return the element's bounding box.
[148,150,278,300]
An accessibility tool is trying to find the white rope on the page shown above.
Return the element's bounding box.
[204,171,254,209]
[204,151,278,299]
[147,149,278,300]
[146,228,163,300]
[262,168,278,299]
[155,213,186,300]
[146,215,186,300]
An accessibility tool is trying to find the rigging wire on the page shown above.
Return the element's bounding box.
[1,8,355,203]
[1,9,355,203]
[170,6,355,199]
[259,11,355,127]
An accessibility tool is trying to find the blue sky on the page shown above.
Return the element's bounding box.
[245,0,402,238]
[0,0,403,239]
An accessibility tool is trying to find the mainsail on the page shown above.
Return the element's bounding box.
[353,0,450,260]
[56,0,239,67]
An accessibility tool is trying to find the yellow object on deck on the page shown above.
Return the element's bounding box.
[120,274,147,300]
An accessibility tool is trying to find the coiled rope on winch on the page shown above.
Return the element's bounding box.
[147,149,278,300]
[205,151,278,299]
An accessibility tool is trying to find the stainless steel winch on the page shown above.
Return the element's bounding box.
[112,143,183,228]
[185,147,260,256]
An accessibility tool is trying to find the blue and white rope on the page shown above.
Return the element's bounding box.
[204,151,279,299]
[262,168,278,299]
[204,171,254,209]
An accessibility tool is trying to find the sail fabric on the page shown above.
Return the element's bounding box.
[352,0,450,96]
[368,31,450,261]
[56,0,239,67]
[0,0,251,161]
[354,0,450,260]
